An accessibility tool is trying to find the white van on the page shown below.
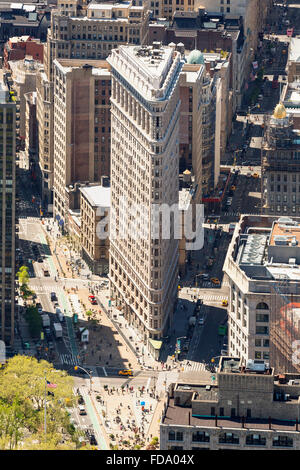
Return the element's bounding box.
[58,312,64,322]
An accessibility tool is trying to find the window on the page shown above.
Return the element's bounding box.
[219,433,239,444]
[246,434,266,446]
[192,431,210,442]
[273,436,293,447]
[256,302,269,310]
[256,326,269,335]
[256,313,269,322]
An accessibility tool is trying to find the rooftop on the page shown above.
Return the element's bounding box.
[80,185,111,208]
[289,38,300,63]
[162,399,299,431]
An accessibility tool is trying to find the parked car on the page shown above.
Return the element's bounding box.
[118,369,133,376]
[50,292,57,302]
[88,295,97,305]
[78,405,86,415]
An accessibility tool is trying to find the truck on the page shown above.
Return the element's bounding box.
[189,316,196,327]
[41,314,50,328]
[53,322,63,339]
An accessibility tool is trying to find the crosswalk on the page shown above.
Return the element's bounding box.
[197,294,229,302]
[59,353,79,365]
[182,361,206,373]
[223,211,261,217]
[200,281,229,288]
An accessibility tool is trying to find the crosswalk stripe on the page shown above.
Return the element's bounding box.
[60,353,78,365]
[183,361,206,373]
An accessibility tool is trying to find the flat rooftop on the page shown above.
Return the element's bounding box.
[162,399,299,431]
[80,185,111,208]
[289,38,300,63]
[269,218,300,247]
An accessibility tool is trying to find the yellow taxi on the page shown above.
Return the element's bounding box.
[252,173,259,178]
[210,277,220,285]
[231,185,236,191]
[222,299,228,307]
[118,369,133,376]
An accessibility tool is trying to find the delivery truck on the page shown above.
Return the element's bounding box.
[41,314,50,328]
[53,322,63,339]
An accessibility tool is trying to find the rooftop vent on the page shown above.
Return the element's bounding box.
[274,235,289,246]
[246,359,269,373]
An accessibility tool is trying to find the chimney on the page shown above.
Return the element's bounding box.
[268,416,272,430]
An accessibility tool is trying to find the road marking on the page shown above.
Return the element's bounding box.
[102,367,107,377]
[183,361,206,373]
[146,377,151,390]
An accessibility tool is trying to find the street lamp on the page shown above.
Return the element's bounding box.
[74,365,93,394]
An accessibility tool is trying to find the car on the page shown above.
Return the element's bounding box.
[221,349,228,356]
[78,395,84,405]
[50,292,57,302]
[37,307,43,314]
[210,277,220,285]
[88,295,97,305]
[78,405,87,415]
[43,269,50,277]
[89,434,97,446]
[118,369,133,376]
[198,317,204,326]
[252,173,259,178]
[246,172,252,178]
[226,199,232,206]
[258,94,263,101]
[231,185,236,191]
[48,341,54,350]
[222,300,228,307]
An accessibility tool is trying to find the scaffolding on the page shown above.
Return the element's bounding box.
[270,274,300,373]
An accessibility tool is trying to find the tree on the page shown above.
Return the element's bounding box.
[0,356,76,449]
[17,266,35,299]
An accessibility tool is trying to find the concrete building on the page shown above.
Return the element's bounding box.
[223,214,300,369]
[0,71,16,346]
[7,57,42,139]
[44,0,150,81]
[3,35,44,69]
[36,68,54,209]
[160,356,300,450]
[148,10,246,109]
[0,1,51,54]
[80,182,110,275]
[24,91,38,168]
[286,38,300,83]
[52,58,111,228]
[158,0,196,21]
[107,44,182,356]
[261,102,300,217]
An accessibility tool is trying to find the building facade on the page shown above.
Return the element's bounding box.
[52,59,111,229]
[108,44,182,350]
[223,214,300,369]
[261,102,300,217]
[0,71,16,345]
[80,183,110,275]
[160,356,300,450]
[3,35,44,69]
[44,0,149,81]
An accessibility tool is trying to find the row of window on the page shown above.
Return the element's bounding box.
[168,431,293,447]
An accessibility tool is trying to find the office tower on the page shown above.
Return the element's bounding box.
[53,59,111,230]
[0,71,16,345]
[108,44,182,356]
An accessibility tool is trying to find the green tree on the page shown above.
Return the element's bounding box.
[17,266,34,299]
[0,356,77,448]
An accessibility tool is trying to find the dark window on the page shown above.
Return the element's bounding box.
[273,436,293,447]
[220,407,224,416]
[219,433,239,444]
[231,408,236,418]
[211,407,215,416]
[246,434,266,446]
[246,409,251,418]
[192,431,210,443]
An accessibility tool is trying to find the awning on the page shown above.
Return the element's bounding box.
[148,338,163,350]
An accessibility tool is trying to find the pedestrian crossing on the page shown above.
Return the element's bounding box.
[59,353,79,365]
[223,211,260,217]
[182,361,206,373]
[197,294,229,302]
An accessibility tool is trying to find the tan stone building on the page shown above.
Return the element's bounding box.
[36,69,54,208]
[286,38,300,83]
[158,0,196,21]
[24,91,38,167]
[44,0,150,81]
[107,44,182,350]
[52,59,111,228]
[80,183,110,275]
[160,356,300,450]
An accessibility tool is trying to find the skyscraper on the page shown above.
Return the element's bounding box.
[0,71,16,345]
[108,44,182,355]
